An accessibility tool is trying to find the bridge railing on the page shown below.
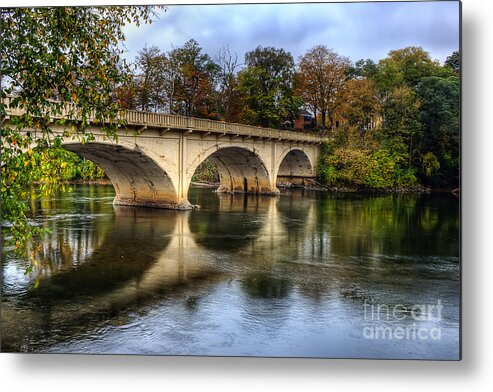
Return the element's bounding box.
[3,96,328,143]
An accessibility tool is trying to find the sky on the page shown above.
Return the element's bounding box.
[122,1,460,66]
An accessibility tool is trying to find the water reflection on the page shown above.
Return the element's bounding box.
[188,193,275,252]
[241,273,292,299]
[1,186,459,358]
[313,192,460,257]
[29,208,178,301]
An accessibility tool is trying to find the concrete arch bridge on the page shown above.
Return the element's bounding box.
[5,99,328,210]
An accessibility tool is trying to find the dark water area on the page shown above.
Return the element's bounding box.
[1,186,460,359]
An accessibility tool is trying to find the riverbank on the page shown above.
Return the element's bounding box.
[190,181,220,188]
[64,179,459,195]
[191,178,459,195]
[284,182,459,195]
[66,179,113,185]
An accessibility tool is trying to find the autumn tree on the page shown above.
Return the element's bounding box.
[133,46,168,112]
[169,39,220,118]
[319,46,459,190]
[340,78,380,147]
[296,45,351,133]
[115,82,138,110]
[0,6,156,260]
[117,47,176,113]
[159,55,175,114]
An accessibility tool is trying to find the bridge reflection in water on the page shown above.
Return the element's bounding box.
[1,186,459,358]
[1,188,319,352]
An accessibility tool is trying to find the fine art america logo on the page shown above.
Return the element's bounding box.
[363,300,443,341]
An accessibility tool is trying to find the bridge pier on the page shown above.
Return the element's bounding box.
[214,175,279,195]
[64,142,193,210]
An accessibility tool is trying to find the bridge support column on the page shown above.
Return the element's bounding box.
[63,142,192,211]
[215,175,276,195]
[176,131,193,209]
[270,143,281,195]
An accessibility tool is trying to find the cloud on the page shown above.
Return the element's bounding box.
[122,1,460,65]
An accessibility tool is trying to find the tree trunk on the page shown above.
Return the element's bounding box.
[328,113,334,132]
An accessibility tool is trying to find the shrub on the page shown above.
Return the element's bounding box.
[318,144,417,189]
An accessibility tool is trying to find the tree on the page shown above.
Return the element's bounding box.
[1,6,156,261]
[372,46,450,132]
[133,46,168,112]
[296,45,350,132]
[445,51,460,75]
[373,46,450,118]
[382,86,422,168]
[214,46,243,122]
[416,76,460,186]
[347,58,378,80]
[169,39,220,118]
[239,46,302,128]
[159,51,181,114]
[380,47,447,88]
[115,81,138,110]
[317,46,459,191]
[340,78,380,146]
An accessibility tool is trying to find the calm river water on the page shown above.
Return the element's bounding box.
[1,186,460,359]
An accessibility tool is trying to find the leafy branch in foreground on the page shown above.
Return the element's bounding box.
[1,6,159,261]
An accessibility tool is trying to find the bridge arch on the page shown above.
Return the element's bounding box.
[187,144,275,195]
[275,147,315,187]
[63,141,184,209]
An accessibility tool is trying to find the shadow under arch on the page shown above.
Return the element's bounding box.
[188,145,274,194]
[187,193,275,252]
[276,190,314,230]
[276,148,315,187]
[63,142,181,209]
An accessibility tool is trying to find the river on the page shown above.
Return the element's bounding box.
[1,185,460,359]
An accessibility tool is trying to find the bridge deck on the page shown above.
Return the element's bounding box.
[3,96,329,144]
